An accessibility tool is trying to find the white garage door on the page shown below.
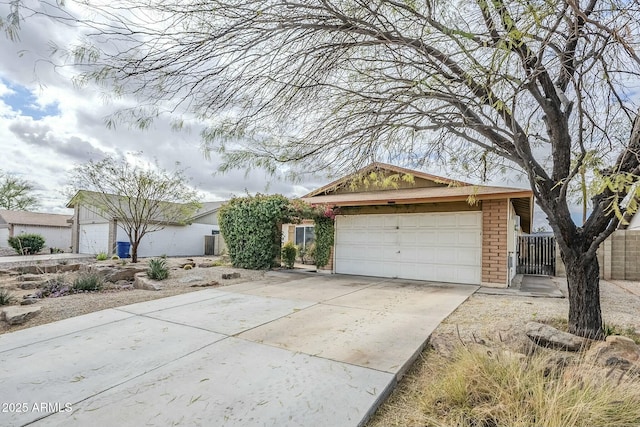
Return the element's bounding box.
[79,223,110,254]
[334,212,482,284]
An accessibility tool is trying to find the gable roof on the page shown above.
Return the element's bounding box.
[0,210,72,228]
[67,190,224,224]
[304,162,472,197]
[302,163,534,233]
[191,201,225,221]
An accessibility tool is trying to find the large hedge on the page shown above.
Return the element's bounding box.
[218,194,294,269]
[313,216,335,268]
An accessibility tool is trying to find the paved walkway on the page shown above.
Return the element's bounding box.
[0,272,476,427]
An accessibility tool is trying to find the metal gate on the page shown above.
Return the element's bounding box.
[517,234,556,275]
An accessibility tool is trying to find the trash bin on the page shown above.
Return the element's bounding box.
[116,241,131,258]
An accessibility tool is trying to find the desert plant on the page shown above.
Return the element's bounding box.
[8,234,45,255]
[0,288,16,305]
[36,276,71,298]
[96,252,108,261]
[396,346,640,427]
[147,258,169,280]
[111,255,120,260]
[73,273,104,292]
[281,241,297,269]
[183,264,193,270]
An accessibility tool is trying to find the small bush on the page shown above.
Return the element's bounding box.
[183,264,193,270]
[96,252,108,261]
[73,273,104,292]
[147,258,169,280]
[281,242,297,268]
[0,288,16,305]
[36,277,71,298]
[111,255,120,260]
[8,234,45,255]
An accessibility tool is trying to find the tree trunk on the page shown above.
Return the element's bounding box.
[131,240,139,263]
[561,248,603,339]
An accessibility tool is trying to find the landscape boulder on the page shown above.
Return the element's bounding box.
[586,335,640,369]
[93,266,147,282]
[1,305,42,325]
[525,322,588,351]
[133,273,162,291]
[222,272,241,280]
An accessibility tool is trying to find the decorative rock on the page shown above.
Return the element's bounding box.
[133,273,162,291]
[1,305,42,325]
[525,322,588,352]
[14,264,78,274]
[198,263,216,268]
[493,321,537,355]
[20,298,39,306]
[17,274,43,282]
[190,281,219,288]
[106,267,148,282]
[179,276,205,284]
[222,272,241,280]
[19,280,47,290]
[585,334,640,369]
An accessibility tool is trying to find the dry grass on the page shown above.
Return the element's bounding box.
[368,345,640,427]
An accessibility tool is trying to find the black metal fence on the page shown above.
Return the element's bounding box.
[517,234,556,276]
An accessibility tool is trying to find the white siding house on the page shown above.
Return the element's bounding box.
[0,210,73,251]
[68,193,226,257]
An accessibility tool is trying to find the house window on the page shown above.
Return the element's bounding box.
[295,226,315,248]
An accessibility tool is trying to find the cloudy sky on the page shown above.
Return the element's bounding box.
[0,2,328,216]
[0,2,558,227]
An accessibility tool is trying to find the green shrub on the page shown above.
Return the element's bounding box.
[96,252,108,261]
[147,258,169,280]
[73,273,104,292]
[0,288,15,305]
[218,194,294,270]
[281,242,297,268]
[111,255,120,260]
[8,234,45,255]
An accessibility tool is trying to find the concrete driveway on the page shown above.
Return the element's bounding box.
[0,272,477,427]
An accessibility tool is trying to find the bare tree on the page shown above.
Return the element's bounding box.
[0,171,39,211]
[4,0,640,337]
[69,156,201,263]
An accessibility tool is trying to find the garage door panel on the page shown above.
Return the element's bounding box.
[335,212,481,285]
[458,214,482,227]
[436,215,458,227]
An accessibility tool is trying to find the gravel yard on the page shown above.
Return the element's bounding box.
[0,256,266,334]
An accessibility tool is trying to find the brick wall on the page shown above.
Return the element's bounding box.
[556,230,640,280]
[482,199,508,287]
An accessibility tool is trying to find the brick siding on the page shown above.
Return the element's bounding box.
[482,199,508,287]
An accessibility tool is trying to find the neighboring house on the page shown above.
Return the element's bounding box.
[0,209,73,251]
[288,163,533,288]
[67,192,226,257]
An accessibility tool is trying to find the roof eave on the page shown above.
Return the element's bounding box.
[302,190,533,207]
